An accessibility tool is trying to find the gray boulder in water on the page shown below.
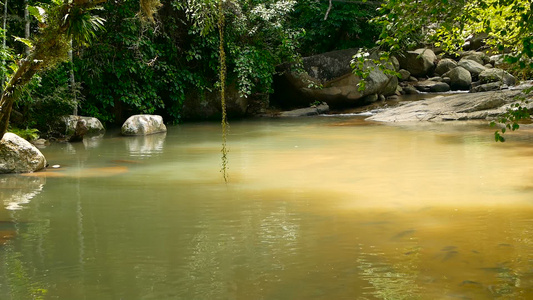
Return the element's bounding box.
[121,115,167,136]
[0,133,47,173]
[59,115,105,140]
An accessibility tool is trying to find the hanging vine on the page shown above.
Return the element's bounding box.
[218,0,228,182]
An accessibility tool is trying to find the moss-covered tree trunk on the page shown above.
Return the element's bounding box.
[0,56,43,139]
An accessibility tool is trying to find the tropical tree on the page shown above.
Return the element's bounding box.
[0,0,161,140]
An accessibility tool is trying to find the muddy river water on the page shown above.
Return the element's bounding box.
[0,116,532,299]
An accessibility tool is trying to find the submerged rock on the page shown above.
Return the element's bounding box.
[121,115,167,136]
[279,103,329,117]
[0,133,47,173]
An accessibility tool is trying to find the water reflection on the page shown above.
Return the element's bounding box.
[124,133,166,157]
[83,133,105,149]
[0,175,45,211]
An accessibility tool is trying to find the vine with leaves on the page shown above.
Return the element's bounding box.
[218,0,228,182]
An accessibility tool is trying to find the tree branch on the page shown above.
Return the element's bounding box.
[324,0,332,21]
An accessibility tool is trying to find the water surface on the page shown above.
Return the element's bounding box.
[1,116,532,299]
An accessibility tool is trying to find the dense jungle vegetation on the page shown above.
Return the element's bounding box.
[0,0,531,138]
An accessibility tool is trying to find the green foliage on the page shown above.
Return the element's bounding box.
[8,127,40,141]
[76,0,186,124]
[351,49,399,92]
[64,6,106,46]
[490,88,532,142]
[290,0,381,55]
[14,63,80,133]
[367,0,532,141]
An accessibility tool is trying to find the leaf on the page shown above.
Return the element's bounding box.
[27,5,46,23]
[13,36,33,48]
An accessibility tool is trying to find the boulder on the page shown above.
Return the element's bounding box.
[478,68,517,86]
[457,59,487,77]
[403,85,420,94]
[470,82,506,93]
[68,118,88,142]
[448,67,472,90]
[60,115,105,136]
[0,133,47,174]
[121,115,167,136]
[435,58,457,76]
[397,48,437,77]
[272,48,397,108]
[489,54,507,68]
[362,94,379,103]
[414,81,451,93]
[461,54,484,65]
[389,56,400,71]
[428,76,444,82]
[398,69,411,81]
[460,51,489,64]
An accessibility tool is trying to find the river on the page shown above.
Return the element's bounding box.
[0,116,532,299]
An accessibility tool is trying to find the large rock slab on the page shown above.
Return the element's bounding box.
[0,133,47,173]
[397,48,437,77]
[367,89,531,122]
[121,115,167,136]
[272,48,398,108]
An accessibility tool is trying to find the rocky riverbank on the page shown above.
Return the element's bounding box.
[366,83,533,123]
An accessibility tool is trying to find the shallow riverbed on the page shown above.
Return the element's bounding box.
[0,116,532,299]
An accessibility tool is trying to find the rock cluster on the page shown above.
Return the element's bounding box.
[398,49,517,94]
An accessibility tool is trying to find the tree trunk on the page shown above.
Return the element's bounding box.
[24,0,30,56]
[0,57,43,139]
[1,0,8,89]
[69,39,77,115]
